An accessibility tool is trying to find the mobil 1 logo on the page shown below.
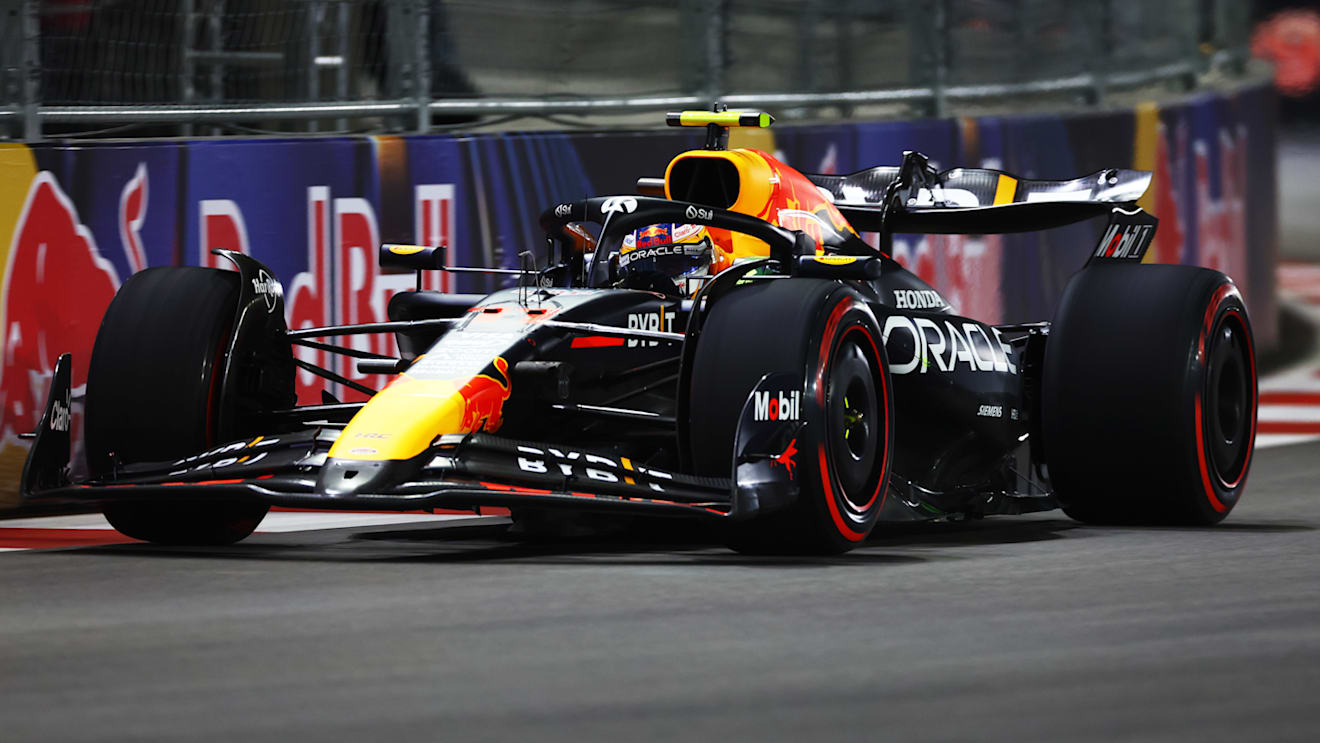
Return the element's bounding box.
[1089,207,1158,264]
[754,389,801,422]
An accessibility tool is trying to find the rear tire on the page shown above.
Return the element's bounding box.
[689,279,893,554]
[86,267,269,545]
[1042,263,1257,525]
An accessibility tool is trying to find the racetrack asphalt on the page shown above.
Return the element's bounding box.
[1,440,1317,742]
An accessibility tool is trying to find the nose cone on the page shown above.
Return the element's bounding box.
[327,376,466,463]
[327,357,513,464]
[317,457,415,497]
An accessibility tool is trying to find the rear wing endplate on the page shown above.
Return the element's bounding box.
[1085,207,1158,265]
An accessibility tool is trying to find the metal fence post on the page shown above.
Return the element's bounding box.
[1087,0,1111,106]
[795,0,819,96]
[1224,0,1249,74]
[1185,0,1205,89]
[21,0,39,141]
[835,0,855,118]
[335,0,349,130]
[210,0,225,111]
[703,0,725,106]
[304,2,320,133]
[415,0,431,133]
[932,0,949,118]
[182,0,197,137]
[1013,0,1029,84]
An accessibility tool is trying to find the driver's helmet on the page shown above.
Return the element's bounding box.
[617,223,716,296]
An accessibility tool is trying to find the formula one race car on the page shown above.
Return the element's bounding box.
[21,109,1258,554]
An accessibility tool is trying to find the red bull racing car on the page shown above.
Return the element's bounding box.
[21,110,1258,554]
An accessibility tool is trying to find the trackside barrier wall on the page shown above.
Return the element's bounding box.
[0,81,1277,508]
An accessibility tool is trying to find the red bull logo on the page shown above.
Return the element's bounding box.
[1,171,123,448]
[458,356,511,432]
[636,223,671,249]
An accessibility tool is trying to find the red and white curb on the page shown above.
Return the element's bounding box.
[0,510,498,553]
[1258,261,1320,449]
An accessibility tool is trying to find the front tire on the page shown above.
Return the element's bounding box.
[689,279,893,554]
[86,267,269,545]
[1042,263,1257,525]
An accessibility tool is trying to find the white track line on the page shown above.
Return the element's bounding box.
[0,514,112,529]
[0,511,487,533]
[253,512,486,532]
[0,511,496,553]
[1257,404,1320,422]
[1257,433,1320,449]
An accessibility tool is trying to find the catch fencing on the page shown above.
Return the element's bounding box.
[1,0,1255,139]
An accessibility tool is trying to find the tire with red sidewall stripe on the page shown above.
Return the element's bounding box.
[87,267,269,545]
[689,279,893,553]
[1042,263,1257,525]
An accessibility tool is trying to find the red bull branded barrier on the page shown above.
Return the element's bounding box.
[0,82,1278,508]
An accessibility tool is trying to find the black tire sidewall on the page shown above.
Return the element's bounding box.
[689,279,892,553]
[802,297,893,548]
[1043,264,1257,525]
[86,267,239,472]
[86,266,269,544]
[1180,282,1257,521]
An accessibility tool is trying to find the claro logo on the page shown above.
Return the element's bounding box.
[754,389,801,421]
[48,395,71,433]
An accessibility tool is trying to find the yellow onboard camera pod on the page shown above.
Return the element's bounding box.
[666,109,775,150]
[665,111,774,129]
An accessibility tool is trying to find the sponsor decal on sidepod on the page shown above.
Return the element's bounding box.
[893,289,948,310]
[882,315,1017,376]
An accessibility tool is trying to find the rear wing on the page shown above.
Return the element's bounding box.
[808,151,1152,235]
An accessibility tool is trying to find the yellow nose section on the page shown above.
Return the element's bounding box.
[328,357,512,462]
